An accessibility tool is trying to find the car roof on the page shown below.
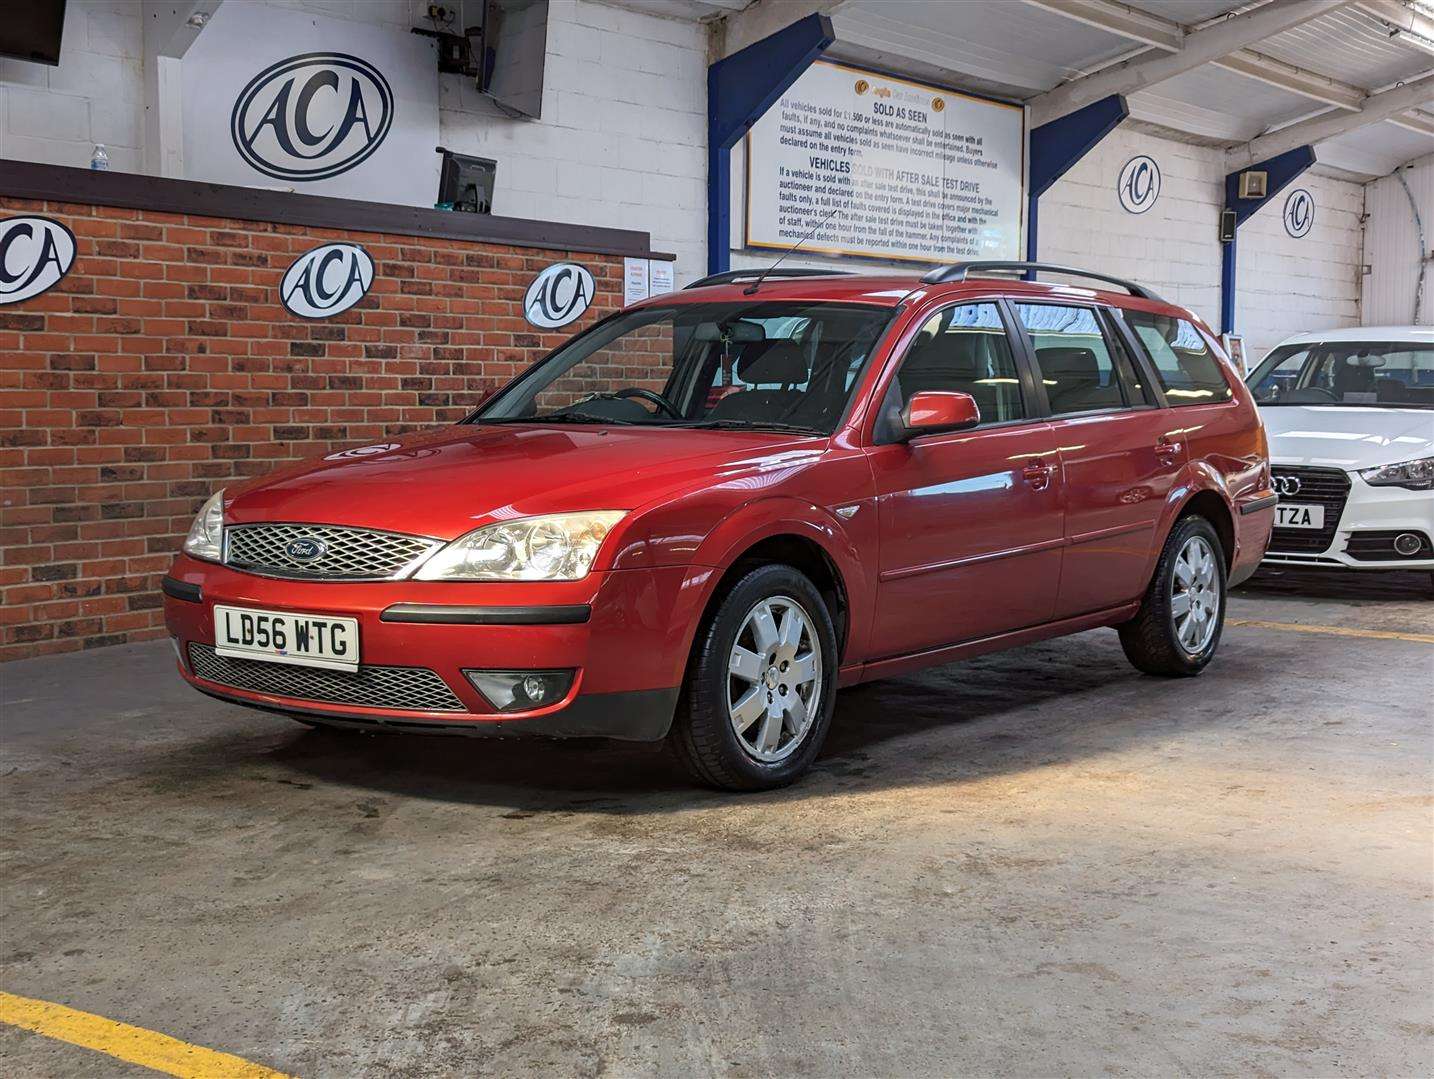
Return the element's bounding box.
[1274,325,1434,346]
[646,272,1201,323]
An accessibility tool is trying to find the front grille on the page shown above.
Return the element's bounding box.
[1345,529,1433,561]
[187,643,465,712]
[224,523,441,580]
[1270,466,1350,555]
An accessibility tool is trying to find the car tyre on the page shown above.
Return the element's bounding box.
[1119,514,1227,677]
[668,564,839,791]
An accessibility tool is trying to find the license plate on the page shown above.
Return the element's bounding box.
[1275,503,1325,530]
[214,605,359,671]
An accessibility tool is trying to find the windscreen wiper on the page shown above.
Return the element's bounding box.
[468,413,641,426]
[674,419,825,434]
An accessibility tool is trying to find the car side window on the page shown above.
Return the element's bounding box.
[877,302,1026,440]
[1124,310,1234,405]
[1012,302,1129,415]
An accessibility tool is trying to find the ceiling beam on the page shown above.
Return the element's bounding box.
[1389,107,1434,135]
[1356,0,1434,56]
[1213,51,1366,111]
[1030,0,1367,113]
[1022,1,1183,53]
[1029,0,1354,125]
[1228,71,1434,167]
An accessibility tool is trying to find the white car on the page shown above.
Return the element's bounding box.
[1246,326,1433,580]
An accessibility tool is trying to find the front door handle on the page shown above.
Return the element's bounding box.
[1022,459,1054,491]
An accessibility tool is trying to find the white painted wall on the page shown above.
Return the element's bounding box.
[1,0,707,284]
[438,0,707,281]
[1234,170,1364,359]
[1039,131,1222,329]
[1362,155,1434,327]
[1039,130,1363,360]
[0,0,145,173]
[264,0,709,279]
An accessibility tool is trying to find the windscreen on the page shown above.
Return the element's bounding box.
[474,301,895,434]
[1248,341,1434,408]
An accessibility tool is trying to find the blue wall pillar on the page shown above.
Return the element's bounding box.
[1220,145,1315,334]
[1026,95,1129,265]
[706,14,836,275]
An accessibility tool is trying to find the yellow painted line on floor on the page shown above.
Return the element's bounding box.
[0,991,292,1078]
[1227,618,1434,644]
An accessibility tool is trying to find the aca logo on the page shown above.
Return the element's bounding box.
[524,263,595,329]
[1118,155,1161,215]
[230,52,393,181]
[280,243,375,318]
[0,216,76,305]
[1283,188,1314,238]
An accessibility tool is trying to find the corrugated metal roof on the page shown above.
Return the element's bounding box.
[1255,6,1434,91]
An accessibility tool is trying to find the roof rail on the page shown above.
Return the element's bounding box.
[683,268,855,291]
[920,261,1164,303]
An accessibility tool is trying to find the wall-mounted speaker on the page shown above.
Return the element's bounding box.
[1237,171,1268,199]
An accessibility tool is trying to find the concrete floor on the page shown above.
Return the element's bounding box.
[2,568,1431,1077]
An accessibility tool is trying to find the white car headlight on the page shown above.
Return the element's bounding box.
[182,490,225,562]
[414,512,627,581]
[1358,455,1434,491]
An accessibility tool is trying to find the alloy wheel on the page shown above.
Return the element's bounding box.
[726,595,823,763]
[1171,534,1220,654]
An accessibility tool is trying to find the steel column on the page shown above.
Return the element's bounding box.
[706,14,836,275]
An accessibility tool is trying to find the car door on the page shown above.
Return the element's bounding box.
[1009,300,1188,619]
[865,299,1064,659]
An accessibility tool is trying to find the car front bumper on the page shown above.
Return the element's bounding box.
[1263,469,1434,571]
[162,554,705,740]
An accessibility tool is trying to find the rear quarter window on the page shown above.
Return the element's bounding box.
[1125,310,1233,405]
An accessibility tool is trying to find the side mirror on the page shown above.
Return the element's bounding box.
[898,390,981,441]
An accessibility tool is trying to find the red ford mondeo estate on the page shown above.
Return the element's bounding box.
[164,261,1276,790]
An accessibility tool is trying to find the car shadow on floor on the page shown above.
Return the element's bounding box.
[249,632,1235,813]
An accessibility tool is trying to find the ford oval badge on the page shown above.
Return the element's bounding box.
[285,538,327,562]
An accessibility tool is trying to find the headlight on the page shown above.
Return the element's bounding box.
[414,512,627,581]
[182,490,225,562]
[1358,455,1434,491]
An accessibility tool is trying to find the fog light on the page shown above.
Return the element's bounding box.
[1393,532,1424,556]
[463,669,575,712]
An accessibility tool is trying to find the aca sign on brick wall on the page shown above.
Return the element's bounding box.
[524,262,594,328]
[0,216,76,305]
[280,243,375,318]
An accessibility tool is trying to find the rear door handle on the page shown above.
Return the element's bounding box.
[1156,436,1183,462]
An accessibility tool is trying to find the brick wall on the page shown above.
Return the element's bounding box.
[0,196,627,660]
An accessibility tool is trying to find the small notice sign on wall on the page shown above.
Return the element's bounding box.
[744,60,1024,264]
[622,258,678,306]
